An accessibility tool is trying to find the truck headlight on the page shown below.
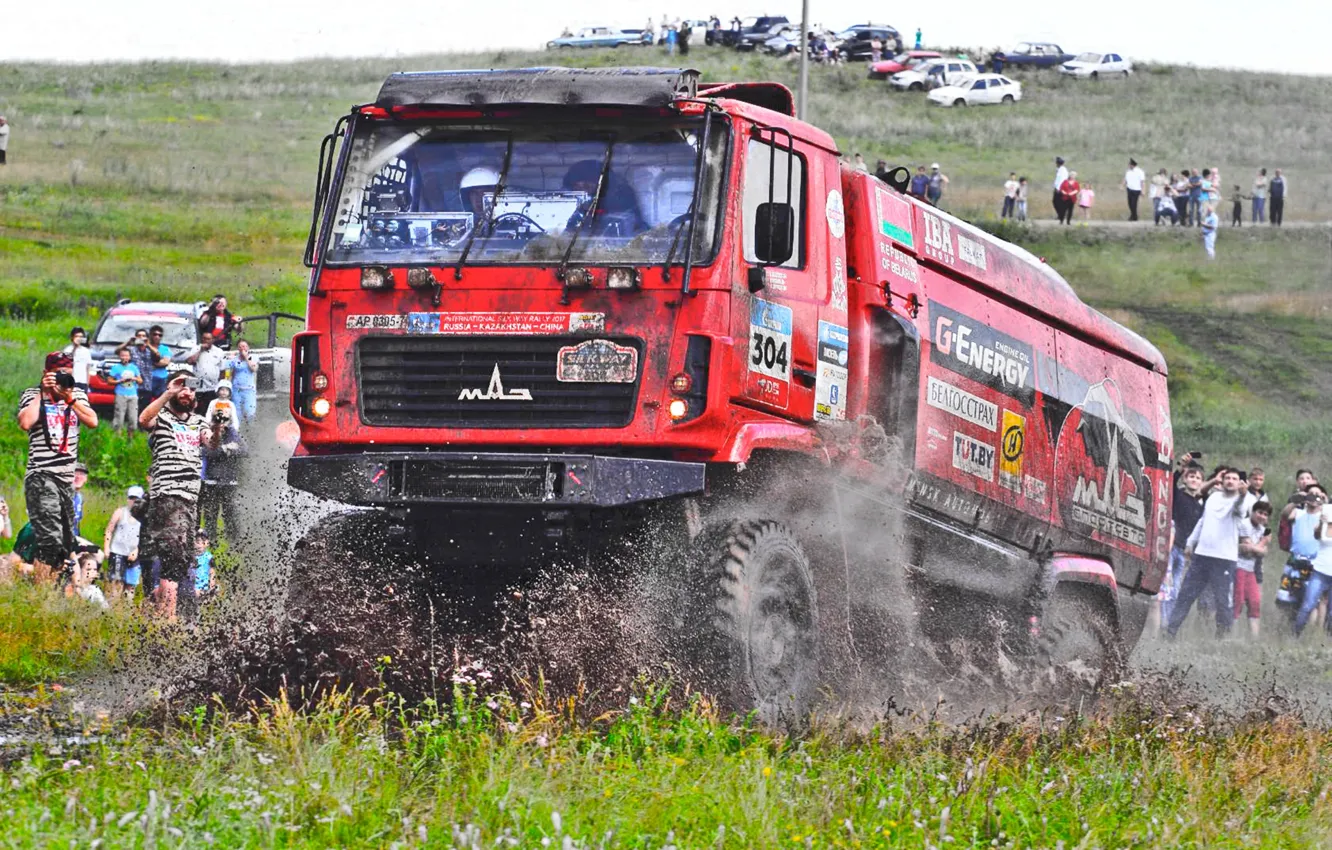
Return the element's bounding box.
[360,266,394,290]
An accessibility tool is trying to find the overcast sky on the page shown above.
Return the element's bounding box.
[4,0,1328,76]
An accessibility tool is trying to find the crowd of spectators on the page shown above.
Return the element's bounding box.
[1153,458,1332,641]
[1,295,254,622]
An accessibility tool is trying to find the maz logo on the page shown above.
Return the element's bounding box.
[458,365,533,401]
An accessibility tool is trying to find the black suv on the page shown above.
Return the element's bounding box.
[838,25,900,61]
[733,16,792,50]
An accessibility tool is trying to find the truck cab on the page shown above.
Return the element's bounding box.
[290,67,1172,721]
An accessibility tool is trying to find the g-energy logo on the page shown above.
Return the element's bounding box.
[929,301,1036,405]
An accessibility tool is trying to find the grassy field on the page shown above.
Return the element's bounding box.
[2,48,1332,843]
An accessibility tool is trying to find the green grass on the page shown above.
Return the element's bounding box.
[3,683,1331,847]
[0,582,132,684]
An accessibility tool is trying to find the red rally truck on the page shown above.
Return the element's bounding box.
[288,68,1173,719]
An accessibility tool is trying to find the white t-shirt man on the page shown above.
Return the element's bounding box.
[1004,177,1020,198]
[1053,164,1069,192]
[1315,505,1332,577]
[1125,165,1146,192]
[63,342,93,385]
[0,120,10,153]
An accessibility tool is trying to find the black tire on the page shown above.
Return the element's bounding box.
[954,98,967,107]
[868,72,886,80]
[909,82,923,91]
[682,520,819,726]
[1122,70,1130,78]
[1002,94,1015,104]
[1090,70,1099,80]
[1032,585,1123,696]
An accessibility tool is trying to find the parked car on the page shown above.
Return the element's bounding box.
[836,25,900,61]
[993,42,1074,68]
[927,73,1022,106]
[546,27,652,49]
[763,26,841,56]
[867,49,941,79]
[890,57,979,91]
[85,299,295,410]
[732,16,791,50]
[1059,52,1133,78]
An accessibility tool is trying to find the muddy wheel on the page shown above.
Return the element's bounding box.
[1032,585,1123,697]
[283,511,433,697]
[683,520,818,726]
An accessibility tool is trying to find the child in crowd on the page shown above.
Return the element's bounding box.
[205,380,237,425]
[69,553,109,610]
[1234,500,1272,637]
[181,530,216,622]
[1201,204,1219,259]
[1078,181,1095,220]
[1229,185,1248,226]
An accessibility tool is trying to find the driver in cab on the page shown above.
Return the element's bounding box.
[562,159,646,238]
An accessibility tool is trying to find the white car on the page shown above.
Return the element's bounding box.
[1059,52,1133,78]
[928,74,1022,106]
[890,57,979,91]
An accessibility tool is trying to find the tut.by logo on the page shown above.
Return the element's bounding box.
[458,364,532,401]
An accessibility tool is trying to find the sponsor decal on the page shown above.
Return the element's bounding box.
[346,314,406,330]
[814,321,849,421]
[929,300,1035,405]
[952,431,995,482]
[764,268,789,292]
[556,339,638,384]
[826,190,846,239]
[404,312,605,335]
[999,409,1025,492]
[1057,380,1150,550]
[879,241,919,285]
[921,209,954,263]
[1023,474,1047,504]
[926,377,998,431]
[458,364,532,401]
[957,233,988,270]
[746,299,793,409]
[926,426,947,452]
[830,256,848,311]
[875,185,915,248]
[1157,403,1173,464]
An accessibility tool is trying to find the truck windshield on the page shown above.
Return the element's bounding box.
[324,118,727,268]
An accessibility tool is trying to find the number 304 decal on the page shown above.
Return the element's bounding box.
[746,299,793,409]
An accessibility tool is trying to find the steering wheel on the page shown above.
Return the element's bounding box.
[489,212,544,237]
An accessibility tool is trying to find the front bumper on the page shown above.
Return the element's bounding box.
[288,451,707,508]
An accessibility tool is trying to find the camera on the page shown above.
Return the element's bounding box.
[212,409,232,425]
[54,371,76,390]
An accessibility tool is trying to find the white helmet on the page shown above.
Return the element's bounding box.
[460,166,500,191]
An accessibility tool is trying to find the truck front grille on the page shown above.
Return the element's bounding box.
[357,336,643,428]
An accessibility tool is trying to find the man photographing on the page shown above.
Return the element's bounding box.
[138,367,223,620]
[15,352,99,583]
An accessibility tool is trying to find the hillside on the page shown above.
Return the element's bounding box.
[1,47,1330,530]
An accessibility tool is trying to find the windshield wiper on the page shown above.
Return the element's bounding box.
[660,199,693,282]
[454,134,515,281]
[556,136,615,289]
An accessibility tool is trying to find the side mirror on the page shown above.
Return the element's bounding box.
[754,202,795,265]
[885,166,911,193]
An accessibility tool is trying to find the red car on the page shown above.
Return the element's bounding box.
[85,300,205,408]
[867,49,942,80]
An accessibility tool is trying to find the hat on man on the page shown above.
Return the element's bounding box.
[127,485,145,499]
[1055,156,1065,165]
[930,162,940,170]
[45,351,73,371]
[74,462,89,474]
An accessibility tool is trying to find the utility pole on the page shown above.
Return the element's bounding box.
[797,0,809,120]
